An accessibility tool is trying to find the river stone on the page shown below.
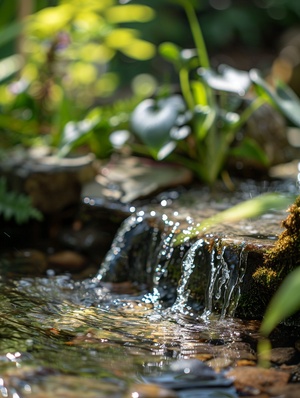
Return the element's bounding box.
[47,250,87,272]
[226,366,290,395]
[269,347,298,365]
[81,156,193,203]
[89,178,299,320]
[0,147,96,214]
[96,204,284,318]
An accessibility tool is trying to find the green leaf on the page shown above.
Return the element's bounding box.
[193,105,216,141]
[159,42,181,67]
[0,178,43,224]
[260,266,300,337]
[250,69,300,127]
[104,5,155,23]
[229,137,269,167]
[130,95,186,160]
[173,193,294,246]
[0,55,23,83]
[58,116,101,157]
[0,21,23,47]
[199,65,251,95]
[159,43,198,71]
[191,80,208,106]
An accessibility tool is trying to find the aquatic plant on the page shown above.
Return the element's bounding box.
[130,0,300,184]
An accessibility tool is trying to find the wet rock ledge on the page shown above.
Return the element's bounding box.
[86,177,298,321]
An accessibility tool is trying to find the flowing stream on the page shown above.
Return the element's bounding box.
[0,179,299,397]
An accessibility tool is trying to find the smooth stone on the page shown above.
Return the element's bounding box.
[47,251,87,272]
[206,356,233,370]
[226,366,290,395]
[82,156,193,204]
[270,347,298,365]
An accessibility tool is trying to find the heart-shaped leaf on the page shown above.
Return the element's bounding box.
[130,95,187,159]
[199,65,251,96]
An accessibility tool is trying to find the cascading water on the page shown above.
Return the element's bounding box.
[95,208,251,319]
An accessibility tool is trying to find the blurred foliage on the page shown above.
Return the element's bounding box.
[0,0,300,163]
[129,1,300,184]
[0,0,155,154]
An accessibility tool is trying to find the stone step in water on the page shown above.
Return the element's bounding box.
[93,186,291,320]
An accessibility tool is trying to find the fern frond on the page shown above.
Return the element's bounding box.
[0,177,43,224]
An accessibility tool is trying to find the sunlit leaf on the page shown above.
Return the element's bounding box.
[173,193,294,245]
[27,4,74,37]
[0,55,23,83]
[260,267,300,337]
[69,62,98,85]
[250,69,300,127]
[105,5,155,23]
[79,44,115,63]
[159,42,181,65]
[120,39,156,60]
[191,81,208,106]
[199,65,251,95]
[105,28,138,49]
[74,11,105,31]
[193,105,215,141]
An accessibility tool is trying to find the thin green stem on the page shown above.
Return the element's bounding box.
[179,67,194,110]
[183,2,210,68]
[234,96,266,133]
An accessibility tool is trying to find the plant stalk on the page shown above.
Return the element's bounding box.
[182,2,210,68]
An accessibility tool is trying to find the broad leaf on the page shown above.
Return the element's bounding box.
[199,65,251,96]
[250,69,300,127]
[130,95,187,160]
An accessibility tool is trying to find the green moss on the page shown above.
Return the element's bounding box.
[263,197,300,278]
[236,195,300,319]
[252,266,279,289]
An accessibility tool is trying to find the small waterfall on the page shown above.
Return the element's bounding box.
[171,237,249,318]
[171,239,206,316]
[96,210,249,318]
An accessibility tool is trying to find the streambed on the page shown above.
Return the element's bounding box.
[1,178,300,397]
